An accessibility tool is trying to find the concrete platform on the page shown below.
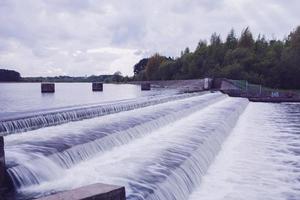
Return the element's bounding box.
[37,183,125,200]
[249,97,300,103]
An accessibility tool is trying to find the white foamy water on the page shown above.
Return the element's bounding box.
[188,102,300,200]
[9,95,248,200]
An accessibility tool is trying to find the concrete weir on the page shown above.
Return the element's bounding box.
[37,183,126,200]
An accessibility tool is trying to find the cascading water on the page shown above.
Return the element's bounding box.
[5,93,225,187]
[188,102,300,200]
[4,93,249,200]
[0,92,201,135]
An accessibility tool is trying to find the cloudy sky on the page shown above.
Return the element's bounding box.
[0,0,299,77]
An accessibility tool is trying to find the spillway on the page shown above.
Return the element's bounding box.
[6,93,225,187]
[0,92,198,135]
[4,92,249,199]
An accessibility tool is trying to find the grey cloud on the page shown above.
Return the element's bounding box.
[0,0,299,76]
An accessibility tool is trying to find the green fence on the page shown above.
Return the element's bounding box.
[226,79,299,98]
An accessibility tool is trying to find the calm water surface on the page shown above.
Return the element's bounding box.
[0,83,163,114]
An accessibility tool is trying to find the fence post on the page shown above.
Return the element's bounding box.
[245,80,248,95]
[259,85,262,96]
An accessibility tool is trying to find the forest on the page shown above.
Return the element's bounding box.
[22,72,129,83]
[133,27,300,89]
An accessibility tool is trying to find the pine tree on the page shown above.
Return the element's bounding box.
[238,27,254,49]
[226,29,238,50]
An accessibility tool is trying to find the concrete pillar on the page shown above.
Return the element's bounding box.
[0,136,5,189]
[141,83,151,91]
[92,82,103,92]
[203,78,212,90]
[41,83,55,93]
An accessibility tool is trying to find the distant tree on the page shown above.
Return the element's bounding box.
[238,27,255,49]
[158,60,177,80]
[279,26,300,88]
[180,52,195,78]
[196,40,207,51]
[112,71,123,82]
[289,26,300,51]
[255,35,268,54]
[208,33,225,65]
[113,71,122,76]
[184,47,190,54]
[145,53,166,80]
[0,69,21,82]
[210,33,222,46]
[133,58,149,75]
[219,63,245,80]
[226,29,238,50]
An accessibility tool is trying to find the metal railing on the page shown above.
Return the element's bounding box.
[226,79,299,98]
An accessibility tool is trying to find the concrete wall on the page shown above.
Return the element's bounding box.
[132,79,208,93]
[0,136,5,193]
[38,183,126,200]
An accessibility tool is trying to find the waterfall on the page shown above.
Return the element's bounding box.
[0,92,201,135]
[6,93,225,187]
[124,98,248,200]
[188,102,300,200]
[4,93,249,200]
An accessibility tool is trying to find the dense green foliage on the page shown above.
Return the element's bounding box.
[0,69,21,82]
[134,27,300,89]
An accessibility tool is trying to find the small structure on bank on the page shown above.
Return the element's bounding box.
[41,83,55,93]
[92,82,103,92]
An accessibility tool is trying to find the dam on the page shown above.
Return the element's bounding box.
[0,83,299,199]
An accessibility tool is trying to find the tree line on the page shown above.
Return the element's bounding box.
[134,26,300,89]
[0,69,132,83]
[22,72,131,83]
